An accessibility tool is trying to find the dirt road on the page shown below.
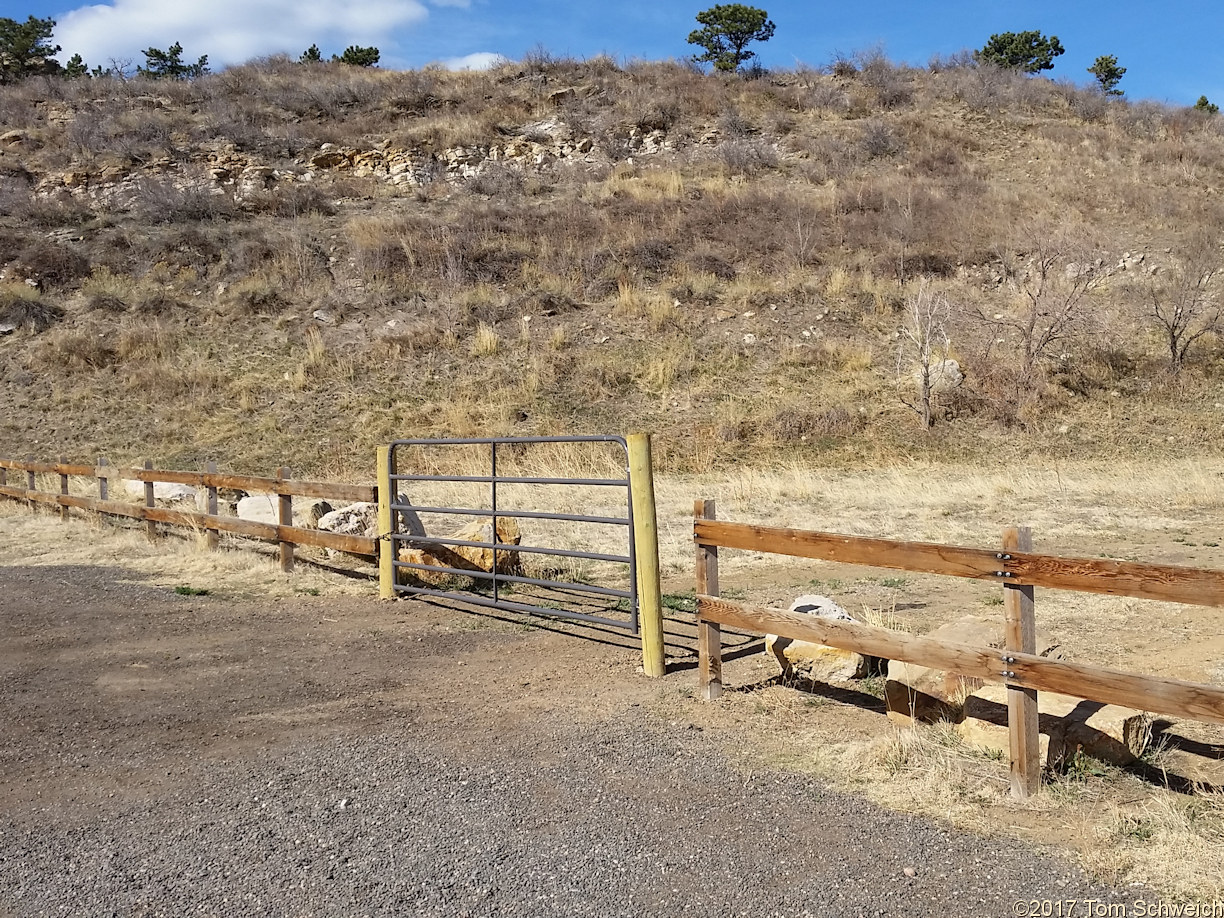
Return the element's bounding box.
[1,563,1149,916]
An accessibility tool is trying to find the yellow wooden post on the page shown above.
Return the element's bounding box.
[628,433,666,678]
[377,446,395,600]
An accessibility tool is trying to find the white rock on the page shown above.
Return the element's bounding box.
[236,494,278,525]
[124,480,197,502]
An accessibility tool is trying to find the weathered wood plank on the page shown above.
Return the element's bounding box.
[694,519,1224,607]
[697,596,1224,726]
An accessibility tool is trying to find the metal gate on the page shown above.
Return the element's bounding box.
[384,436,639,633]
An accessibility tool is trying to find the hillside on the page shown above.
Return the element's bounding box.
[2,52,1224,476]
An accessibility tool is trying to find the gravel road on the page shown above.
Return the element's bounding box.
[1,563,1151,917]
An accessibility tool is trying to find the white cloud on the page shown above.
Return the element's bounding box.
[440,52,503,71]
[54,0,429,69]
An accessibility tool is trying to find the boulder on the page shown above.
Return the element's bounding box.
[397,516,522,586]
[956,684,1153,768]
[124,480,197,502]
[236,494,333,528]
[236,494,278,525]
[316,501,378,537]
[885,614,1064,726]
[765,595,877,682]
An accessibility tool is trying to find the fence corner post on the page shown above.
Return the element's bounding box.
[695,499,723,700]
[377,446,394,600]
[1004,525,1041,799]
[278,467,294,573]
[628,432,666,678]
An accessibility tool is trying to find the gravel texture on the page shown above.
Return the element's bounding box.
[0,564,1151,917]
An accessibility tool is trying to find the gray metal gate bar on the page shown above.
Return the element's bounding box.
[392,506,631,526]
[392,474,628,486]
[387,436,639,633]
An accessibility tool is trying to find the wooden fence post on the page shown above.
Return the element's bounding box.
[143,459,157,541]
[1004,525,1041,798]
[58,456,68,521]
[26,454,36,514]
[278,466,294,573]
[695,499,723,700]
[377,446,394,600]
[97,456,109,502]
[205,460,219,551]
[628,433,666,678]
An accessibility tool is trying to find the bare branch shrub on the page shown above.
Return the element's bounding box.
[1143,235,1221,373]
[127,169,236,224]
[0,285,65,333]
[860,119,901,158]
[11,239,90,289]
[968,229,1105,417]
[895,280,957,428]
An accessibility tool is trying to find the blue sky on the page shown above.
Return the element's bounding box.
[2,0,1219,105]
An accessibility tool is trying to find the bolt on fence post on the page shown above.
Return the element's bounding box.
[377,446,395,600]
[278,467,294,573]
[143,459,157,541]
[628,433,666,678]
[1004,525,1040,799]
[205,460,219,551]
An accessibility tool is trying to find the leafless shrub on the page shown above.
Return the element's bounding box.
[720,107,754,138]
[768,405,865,441]
[860,119,902,158]
[828,52,857,78]
[895,280,956,428]
[127,170,236,224]
[10,195,94,228]
[1142,235,1222,373]
[1069,90,1109,123]
[135,291,185,316]
[927,50,975,73]
[686,251,737,280]
[857,48,913,110]
[225,275,291,316]
[467,163,524,198]
[85,292,129,314]
[0,287,65,333]
[718,138,779,175]
[11,240,90,289]
[627,238,674,277]
[970,228,1106,408]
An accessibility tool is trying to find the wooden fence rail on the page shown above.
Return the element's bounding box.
[0,456,378,569]
[693,502,1224,798]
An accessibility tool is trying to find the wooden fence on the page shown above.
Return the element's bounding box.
[0,456,378,571]
[692,500,1224,798]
